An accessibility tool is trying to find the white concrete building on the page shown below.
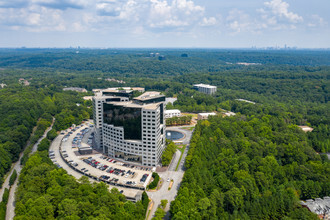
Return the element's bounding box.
[300,197,330,219]
[93,89,166,167]
[165,97,177,105]
[193,84,217,95]
[165,109,181,118]
[224,111,236,117]
[197,112,216,120]
[235,99,256,104]
[63,87,87,92]
[298,126,314,132]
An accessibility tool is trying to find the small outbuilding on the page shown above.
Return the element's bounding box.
[298,126,314,132]
[197,112,216,120]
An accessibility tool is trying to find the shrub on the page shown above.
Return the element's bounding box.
[148,172,160,190]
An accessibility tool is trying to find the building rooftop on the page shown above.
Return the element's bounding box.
[165,97,177,105]
[63,87,87,92]
[224,111,236,117]
[93,87,145,97]
[165,109,181,113]
[83,96,93,100]
[235,99,256,104]
[193,84,217,89]
[108,101,160,110]
[198,112,216,116]
[134,91,164,101]
[298,126,314,132]
[95,87,144,93]
[300,197,330,217]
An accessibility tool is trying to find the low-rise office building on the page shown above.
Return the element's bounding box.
[193,84,217,95]
[165,109,181,118]
[63,87,87,93]
[197,112,216,120]
[298,126,314,132]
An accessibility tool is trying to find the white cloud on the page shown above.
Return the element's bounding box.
[200,17,217,26]
[226,9,255,33]
[0,0,323,38]
[0,0,210,33]
[308,14,327,27]
[118,0,138,20]
[264,0,303,23]
[148,0,205,28]
[96,1,122,17]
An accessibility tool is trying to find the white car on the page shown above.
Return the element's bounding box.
[167,178,170,182]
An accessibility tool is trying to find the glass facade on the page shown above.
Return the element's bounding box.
[115,151,142,164]
[103,103,142,140]
[103,91,133,98]
[160,103,164,124]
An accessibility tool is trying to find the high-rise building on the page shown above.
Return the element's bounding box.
[93,89,166,167]
[193,84,217,95]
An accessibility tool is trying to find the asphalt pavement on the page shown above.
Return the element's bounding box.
[147,126,193,219]
[49,123,144,200]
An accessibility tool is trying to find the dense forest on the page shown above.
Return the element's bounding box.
[170,112,329,219]
[0,85,92,188]
[0,49,329,219]
[15,151,147,219]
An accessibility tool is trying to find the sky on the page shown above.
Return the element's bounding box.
[0,0,329,48]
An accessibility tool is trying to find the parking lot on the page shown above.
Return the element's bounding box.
[50,120,152,200]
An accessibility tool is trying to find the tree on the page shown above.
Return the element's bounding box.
[148,172,160,190]
[162,141,177,166]
[152,207,166,220]
[37,138,51,151]
[160,199,168,209]
[142,191,149,211]
[9,169,17,186]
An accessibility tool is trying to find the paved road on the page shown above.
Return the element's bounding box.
[147,126,193,220]
[168,150,181,171]
[166,126,193,146]
[5,118,55,220]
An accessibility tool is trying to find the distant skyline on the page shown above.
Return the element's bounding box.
[0,0,329,48]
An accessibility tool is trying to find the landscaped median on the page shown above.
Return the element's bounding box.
[175,145,186,171]
[146,199,153,220]
[147,172,160,191]
[168,179,174,191]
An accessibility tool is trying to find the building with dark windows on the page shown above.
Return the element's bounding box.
[93,88,166,167]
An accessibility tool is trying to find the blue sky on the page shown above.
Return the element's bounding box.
[0,0,329,48]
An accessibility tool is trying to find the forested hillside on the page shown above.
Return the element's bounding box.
[0,86,92,188]
[170,113,329,219]
[0,87,48,187]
